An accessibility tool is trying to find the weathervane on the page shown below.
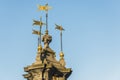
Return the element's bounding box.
[55,24,65,52]
[38,3,52,32]
[32,17,45,46]
[55,24,66,66]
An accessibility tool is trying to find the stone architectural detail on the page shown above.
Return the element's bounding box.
[23,3,72,80]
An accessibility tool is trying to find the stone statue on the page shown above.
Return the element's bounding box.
[42,30,52,49]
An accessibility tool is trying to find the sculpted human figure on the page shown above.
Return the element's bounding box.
[42,30,52,49]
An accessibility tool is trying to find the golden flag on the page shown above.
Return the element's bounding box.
[38,6,46,10]
[32,30,42,35]
[55,24,64,31]
[38,4,52,11]
[33,20,45,26]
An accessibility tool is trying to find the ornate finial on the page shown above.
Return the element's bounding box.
[37,45,42,52]
[34,44,43,64]
[60,51,64,59]
[59,51,66,67]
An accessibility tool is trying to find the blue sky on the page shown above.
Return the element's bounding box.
[0,0,120,80]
